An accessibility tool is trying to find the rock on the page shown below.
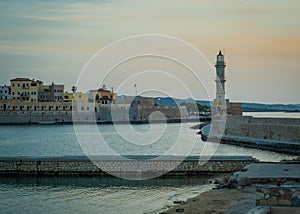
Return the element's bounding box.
[268,197,277,206]
[256,192,264,201]
[260,200,268,206]
[264,194,270,200]
[262,188,270,194]
[173,201,186,205]
[278,198,291,206]
[292,192,300,206]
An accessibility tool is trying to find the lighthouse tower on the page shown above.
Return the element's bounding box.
[214,50,227,115]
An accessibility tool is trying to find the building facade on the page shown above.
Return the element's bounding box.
[0,86,12,100]
[10,78,43,102]
[39,83,64,102]
[88,88,116,104]
[64,92,88,103]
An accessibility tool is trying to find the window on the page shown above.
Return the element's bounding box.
[12,84,15,87]
[18,84,20,87]
[12,92,14,95]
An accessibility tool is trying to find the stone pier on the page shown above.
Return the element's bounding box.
[0,156,256,176]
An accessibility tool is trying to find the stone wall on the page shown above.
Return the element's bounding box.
[0,105,189,124]
[202,116,300,154]
[0,156,256,175]
[256,185,300,207]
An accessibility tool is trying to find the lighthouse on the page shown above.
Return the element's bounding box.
[214,50,227,115]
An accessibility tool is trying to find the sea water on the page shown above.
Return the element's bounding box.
[0,114,298,213]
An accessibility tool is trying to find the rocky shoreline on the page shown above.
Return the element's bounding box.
[162,160,300,214]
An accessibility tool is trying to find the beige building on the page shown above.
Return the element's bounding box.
[10,78,43,102]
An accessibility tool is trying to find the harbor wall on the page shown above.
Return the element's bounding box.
[0,156,256,175]
[0,104,192,124]
[202,116,300,155]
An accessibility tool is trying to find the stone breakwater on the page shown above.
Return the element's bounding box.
[201,116,300,155]
[256,185,300,207]
[0,156,256,176]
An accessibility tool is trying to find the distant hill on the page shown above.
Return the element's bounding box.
[241,102,300,112]
[117,95,300,112]
[154,97,211,108]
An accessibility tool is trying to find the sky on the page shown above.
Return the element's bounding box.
[0,0,299,104]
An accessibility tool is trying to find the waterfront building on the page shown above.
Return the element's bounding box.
[39,83,64,102]
[10,78,43,102]
[0,85,12,100]
[88,87,116,104]
[63,92,88,103]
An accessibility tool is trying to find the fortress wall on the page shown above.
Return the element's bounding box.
[0,112,73,124]
[0,106,185,124]
[249,117,300,125]
[204,116,300,154]
[226,115,252,124]
[0,156,256,175]
[224,122,300,142]
[219,116,300,143]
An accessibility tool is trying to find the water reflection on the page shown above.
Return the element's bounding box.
[0,174,215,188]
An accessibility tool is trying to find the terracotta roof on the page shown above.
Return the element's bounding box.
[10,78,32,81]
[90,88,111,93]
[98,88,110,92]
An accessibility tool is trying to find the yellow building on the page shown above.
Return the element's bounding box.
[89,88,116,104]
[10,78,43,102]
[63,92,88,103]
